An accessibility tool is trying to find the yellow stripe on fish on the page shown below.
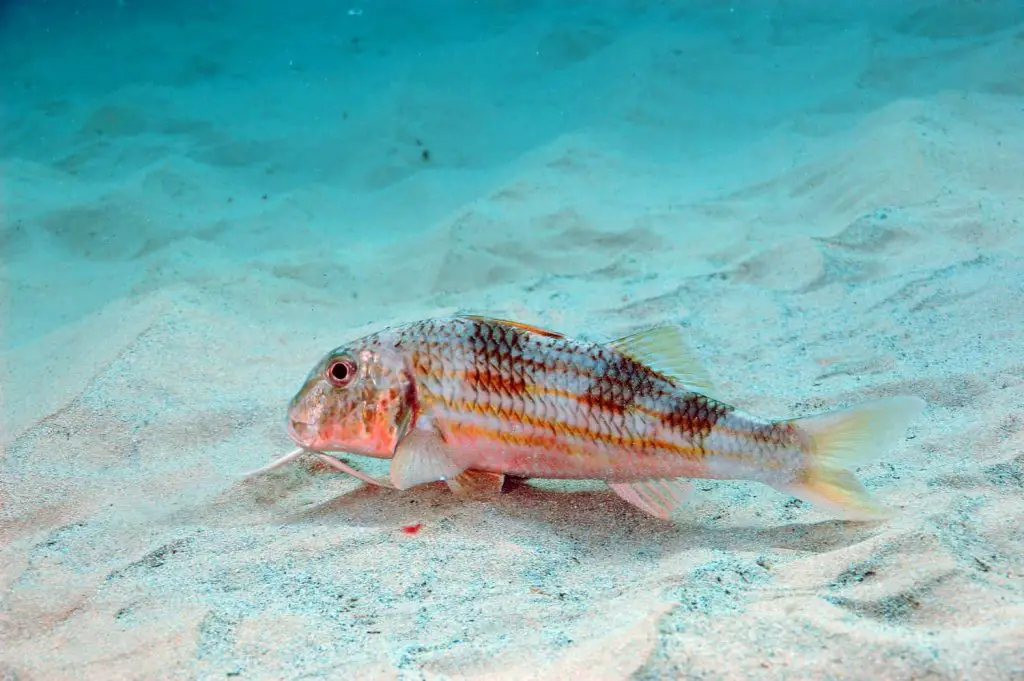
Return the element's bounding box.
[277,315,925,521]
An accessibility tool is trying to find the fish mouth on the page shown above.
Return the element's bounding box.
[286,418,318,448]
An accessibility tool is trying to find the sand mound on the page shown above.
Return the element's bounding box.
[2,2,1023,679]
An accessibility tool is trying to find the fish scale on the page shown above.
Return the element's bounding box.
[393,317,709,476]
[274,315,926,521]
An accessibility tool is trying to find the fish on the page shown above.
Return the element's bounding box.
[250,315,926,521]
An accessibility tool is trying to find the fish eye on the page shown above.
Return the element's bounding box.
[326,358,356,387]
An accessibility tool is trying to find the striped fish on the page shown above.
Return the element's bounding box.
[254,315,925,520]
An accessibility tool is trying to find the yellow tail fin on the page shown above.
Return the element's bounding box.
[782,395,926,520]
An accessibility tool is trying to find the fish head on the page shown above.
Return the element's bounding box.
[286,336,416,458]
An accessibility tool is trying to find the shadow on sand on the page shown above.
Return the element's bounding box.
[280,479,885,557]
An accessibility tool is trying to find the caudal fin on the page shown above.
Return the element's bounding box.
[781,395,926,520]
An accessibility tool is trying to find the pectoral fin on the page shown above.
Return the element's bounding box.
[389,428,467,490]
[608,478,693,520]
[446,470,506,500]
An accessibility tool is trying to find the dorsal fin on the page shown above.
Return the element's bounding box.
[461,315,565,339]
[609,325,715,394]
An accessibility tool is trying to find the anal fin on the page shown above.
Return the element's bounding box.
[446,470,506,500]
[389,428,467,490]
[608,478,693,520]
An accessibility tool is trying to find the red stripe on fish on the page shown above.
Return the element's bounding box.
[280,314,926,521]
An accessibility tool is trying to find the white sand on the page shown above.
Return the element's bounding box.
[2,1,1024,678]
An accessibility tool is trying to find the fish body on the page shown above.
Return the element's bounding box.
[281,315,925,520]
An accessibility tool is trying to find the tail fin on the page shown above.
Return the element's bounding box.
[781,395,926,520]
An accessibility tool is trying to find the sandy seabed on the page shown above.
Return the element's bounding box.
[2,1,1023,679]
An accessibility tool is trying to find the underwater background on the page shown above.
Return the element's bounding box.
[2,0,1023,678]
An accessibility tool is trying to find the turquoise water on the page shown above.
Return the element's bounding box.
[2,2,1023,679]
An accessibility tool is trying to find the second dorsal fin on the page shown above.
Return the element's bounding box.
[609,324,715,394]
